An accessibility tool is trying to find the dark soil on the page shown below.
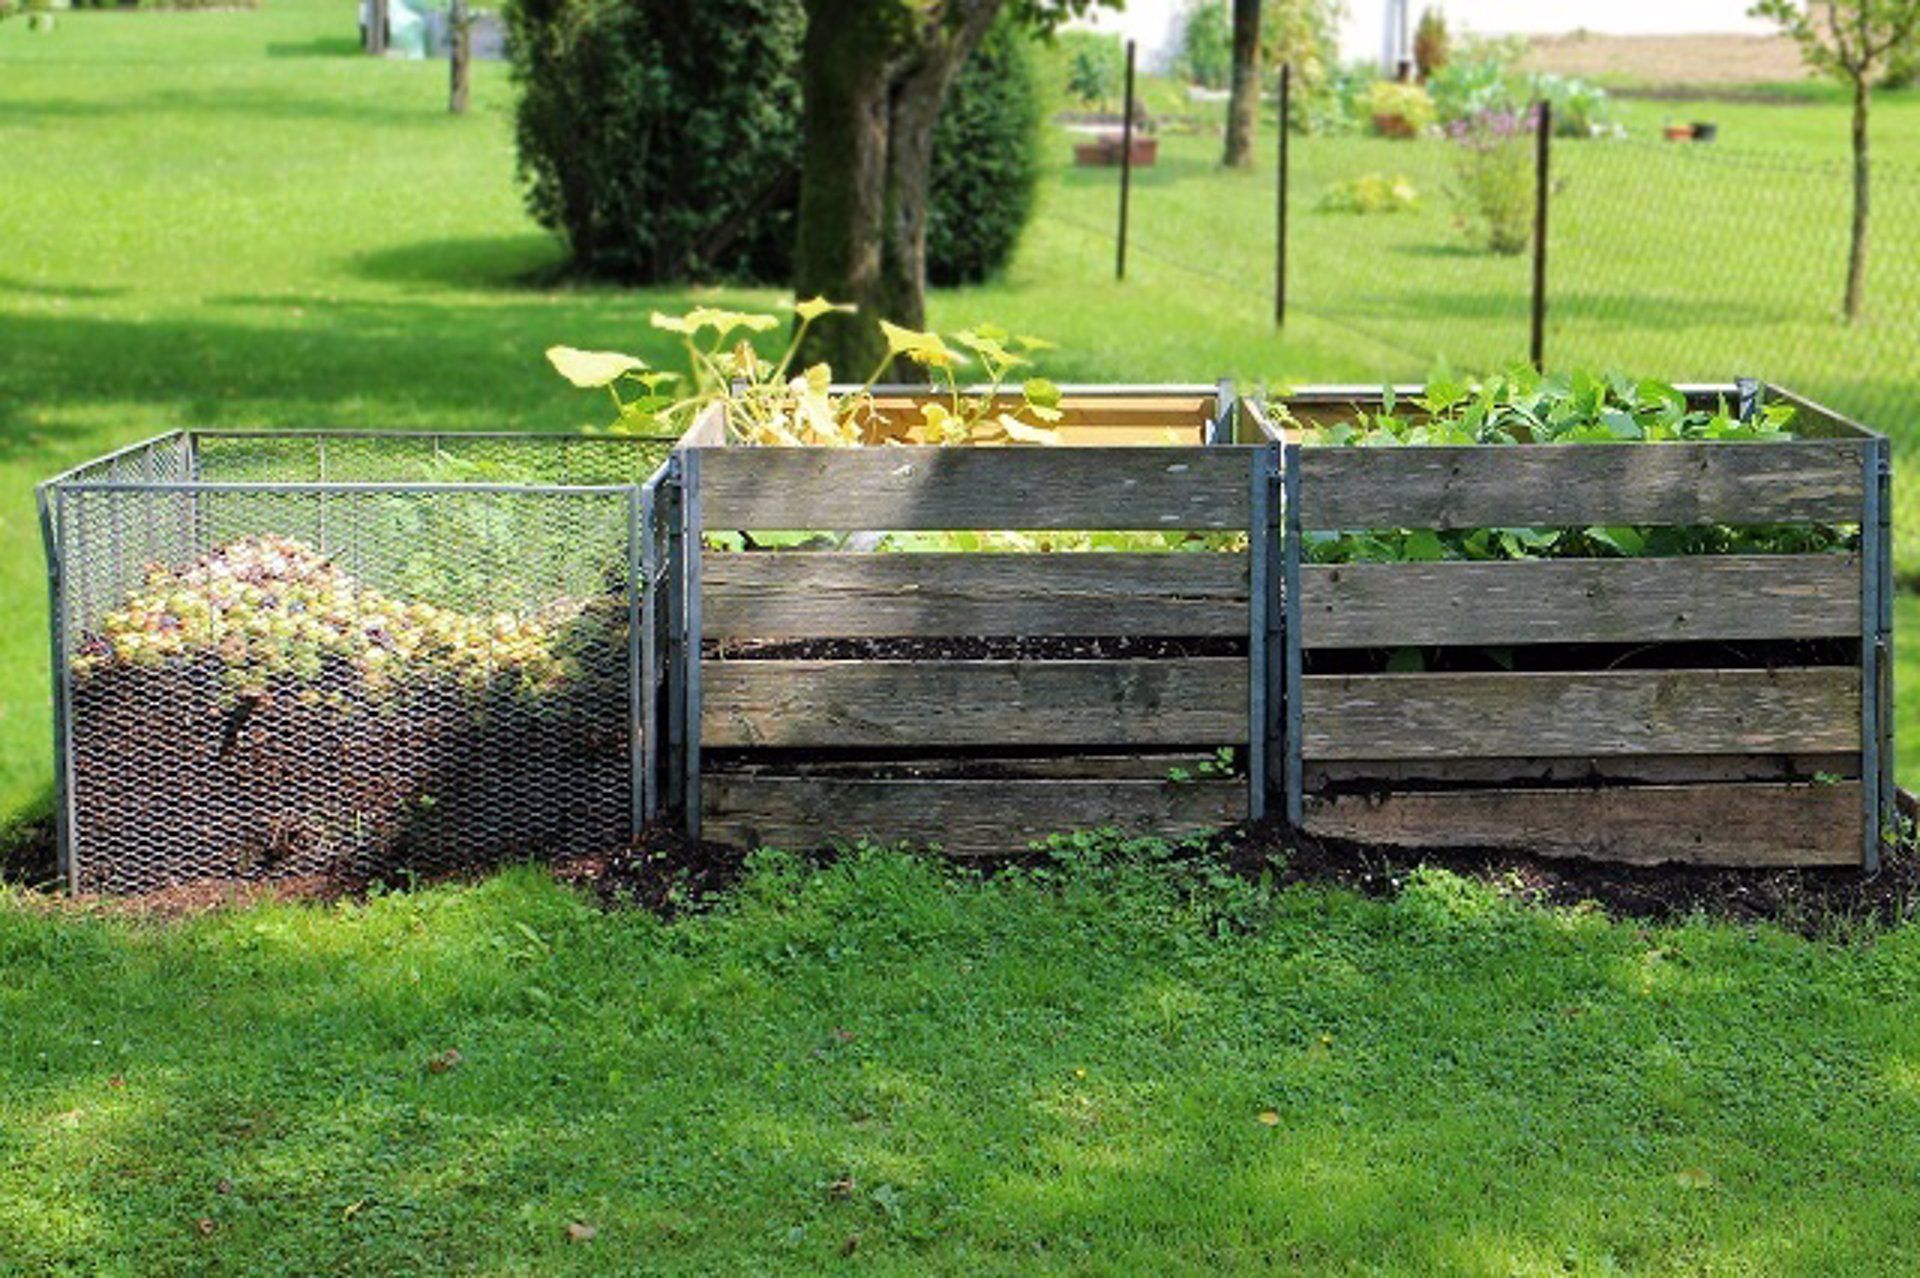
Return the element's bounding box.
[1220,820,1920,937]
[552,826,752,916]
[709,635,1244,661]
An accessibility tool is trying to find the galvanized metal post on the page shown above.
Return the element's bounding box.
[1735,377,1760,422]
[681,447,704,840]
[1248,451,1269,821]
[1876,436,1895,865]
[637,483,660,832]
[1275,62,1290,328]
[1281,441,1303,827]
[1211,378,1235,445]
[1861,437,1886,872]
[638,472,662,825]
[37,484,75,892]
[663,457,687,818]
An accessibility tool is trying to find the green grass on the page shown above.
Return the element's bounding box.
[6,850,1920,1274]
[3,3,1919,818]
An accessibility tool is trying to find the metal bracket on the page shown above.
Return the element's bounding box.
[681,447,704,841]
[1861,436,1890,872]
[1248,445,1281,820]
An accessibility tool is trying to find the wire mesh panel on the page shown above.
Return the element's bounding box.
[47,431,673,893]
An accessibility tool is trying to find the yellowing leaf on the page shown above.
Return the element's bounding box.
[998,414,1061,446]
[648,312,696,335]
[794,296,856,322]
[1257,1110,1281,1126]
[545,346,646,388]
[879,320,965,370]
[1674,1167,1716,1190]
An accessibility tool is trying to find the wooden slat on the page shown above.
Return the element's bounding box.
[705,776,1246,855]
[866,393,1214,429]
[1306,752,1858,789]
[1297,440,1864,529]
[1302,554,1860,648]
[702,658,1248,747]
[1301,782,1863,867]
[703,551,1248,638]
[1302,668,1859,760]
[698,447,1251,530]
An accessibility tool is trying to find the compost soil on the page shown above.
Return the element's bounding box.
[13,811,1917,937]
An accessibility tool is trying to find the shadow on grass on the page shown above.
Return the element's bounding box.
[264,36,363,59]
[344,234,570,290]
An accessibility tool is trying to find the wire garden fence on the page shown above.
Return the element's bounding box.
[1085,103,1920,572]
[37,431,675,893]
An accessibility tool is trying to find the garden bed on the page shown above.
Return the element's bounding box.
[680,384,1257,855]
[1250,380,1893,869]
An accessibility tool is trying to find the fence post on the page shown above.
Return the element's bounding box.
[663,456,686,819]
[1117,38,1136,282]
[448,0,471,115]
[1530,99,1551,371]
[1275,62,1290,328]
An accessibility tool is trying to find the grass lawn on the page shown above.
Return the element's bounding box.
[6,851,1920,1274]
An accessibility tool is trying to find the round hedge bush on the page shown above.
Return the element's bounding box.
[927,15,1042,287]
[504,0,804,283]
[505,0,1038,286]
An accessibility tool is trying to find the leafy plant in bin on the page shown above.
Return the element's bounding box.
[547,298,1067,448]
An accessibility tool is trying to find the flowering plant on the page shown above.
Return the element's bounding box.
[1445,106,1537,255]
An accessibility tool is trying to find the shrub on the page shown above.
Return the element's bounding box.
[928,15,1042,286]
[1446,107,1535,254]
[1366,80,1436,137]
[505,0,1038,286]
[1317,172,1419,214]
[504,0,803,283]
[1177,0,1233,90]
[1063,32,1124,111]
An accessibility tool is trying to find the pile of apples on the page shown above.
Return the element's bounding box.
[75,534,582,703]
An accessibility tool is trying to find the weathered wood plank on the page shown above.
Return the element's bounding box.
[677,402,727,447]
[1302,668,1860,759]
[698,447,1252,530]
[1306,752,1858,789]
[1302,554,1861,648]
[1296,440,1865,529]
[702,658,1249,747]
[1300,781,1863,867]
[705,776,1246,854]
[703,551,1249,638]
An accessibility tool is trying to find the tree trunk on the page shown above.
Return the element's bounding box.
[1845,74,1870,323]
[794,0,1002,374]
[1223,0,1262,168]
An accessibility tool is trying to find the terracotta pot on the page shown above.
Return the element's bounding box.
[1073,135,1159,167]
[1663,124,1694,142]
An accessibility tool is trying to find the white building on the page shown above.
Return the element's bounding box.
[1068,0,1776,73]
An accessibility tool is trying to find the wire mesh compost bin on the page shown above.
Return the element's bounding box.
[37,429,677,893]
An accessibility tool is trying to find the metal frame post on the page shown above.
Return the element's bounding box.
[37,484,76,892]
[663,457,687,818]
[1248,444,1283,820]
[1861,436,1888,872]
[1211,379,1235,446]
[1879,437,1895,862]
[1281,442,1304,827]
[637,483,660,832]
[681,447,703,840]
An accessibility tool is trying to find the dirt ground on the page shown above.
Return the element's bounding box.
[1520,32,1810,90]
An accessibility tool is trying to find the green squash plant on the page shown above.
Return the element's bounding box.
[1271,365,1853,565]
[547,298,1067,448]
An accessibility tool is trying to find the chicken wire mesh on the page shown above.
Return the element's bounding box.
[41,430,675,894]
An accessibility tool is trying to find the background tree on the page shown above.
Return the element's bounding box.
[794,0,1107,371]
[1177,0,1234,89]
[1413,6,1449,81]
[1222,0,1262,167]
[1752,0,1920,321]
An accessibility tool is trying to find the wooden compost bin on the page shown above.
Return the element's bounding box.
[676,384,1264,854]
[1254,384,1894,869]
